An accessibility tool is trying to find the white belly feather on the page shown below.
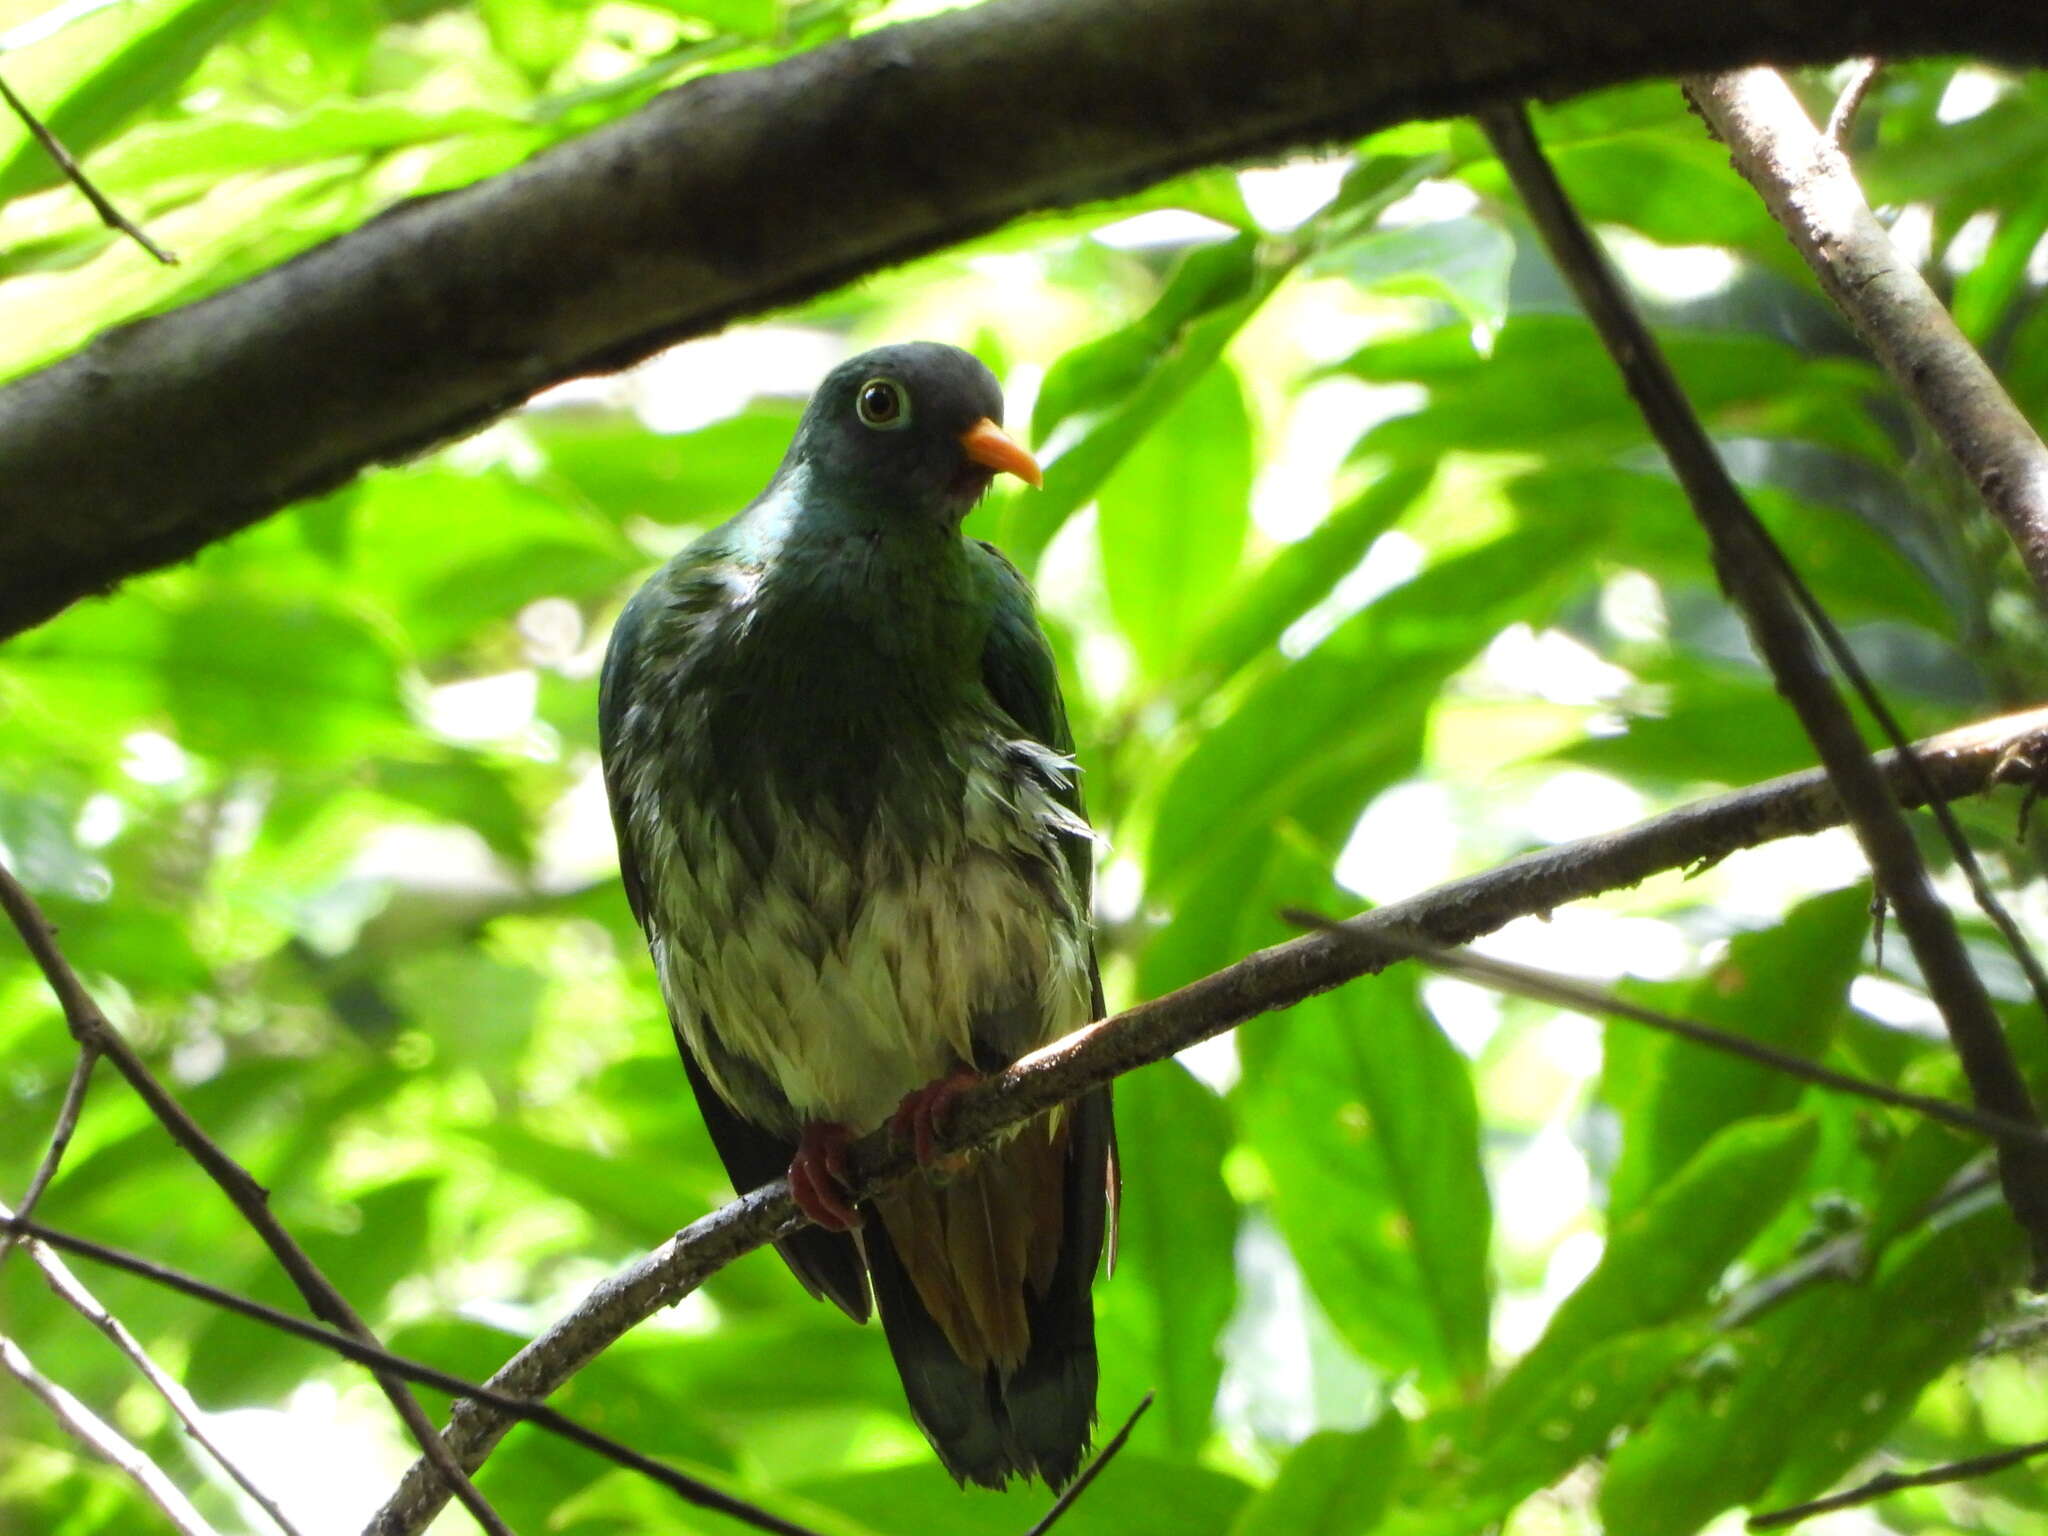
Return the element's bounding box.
[637,744,1093,1132]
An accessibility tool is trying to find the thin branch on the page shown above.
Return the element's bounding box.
[1283,914,2048,1151]
[1688,67,2048,603]
[1824,58,1881,146]
[2,3,2046,642]
[1,1332,224,1536]
[0,860,513,1536]
[1,1198,306,1536]
[1479,100,2048,1284]
[368,704,2048,1535]
[2,1217,829,1536]
[1022,1392,1154,1536]
[0,1043,97,1278]
[0,71,176,264]
[1749,1435,2048,1529]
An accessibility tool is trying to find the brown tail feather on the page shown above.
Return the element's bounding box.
[865,1088,1114,1488]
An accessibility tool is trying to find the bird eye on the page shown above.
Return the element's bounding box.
[856,377,909,429]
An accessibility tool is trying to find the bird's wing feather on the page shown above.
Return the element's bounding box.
[600,570,870,1322]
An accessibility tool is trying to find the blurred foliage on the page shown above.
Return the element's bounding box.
[2,6,2048,1533]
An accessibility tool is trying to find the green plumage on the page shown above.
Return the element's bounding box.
[599,343,1115,1488]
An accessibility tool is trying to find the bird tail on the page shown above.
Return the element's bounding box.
[863,1088,1114,1488]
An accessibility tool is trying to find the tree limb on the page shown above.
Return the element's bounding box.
[1479,99,2048,1282]
[1686,66,2048,606]
[368,703,2048,1535]
[0,0,2046,640]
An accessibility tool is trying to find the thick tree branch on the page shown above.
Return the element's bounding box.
[369,704,2048,1535]
[1480,100,2048,1281]
[1686,67,2048,606]
[0,1,2045,640]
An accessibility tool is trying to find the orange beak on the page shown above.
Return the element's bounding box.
[958,417,1043,489]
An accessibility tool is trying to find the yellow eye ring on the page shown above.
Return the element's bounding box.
[856,377,910,430]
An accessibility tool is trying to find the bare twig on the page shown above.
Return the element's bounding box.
[1022,1392,1155,1536]
[0,71,175,264]
[1750,1434,2048,1528]
[1,1198,306,1536]
[2,1216,829,1536]
[0,860,512,1536]
[0,1044,96,1277]
[1282,914,2048,1151]
[1479,100,2048,1284]
[368,705,2048,1534]
[1688,67,2048,601]
[1,1332,223,1536]
[1824,58,1881,146]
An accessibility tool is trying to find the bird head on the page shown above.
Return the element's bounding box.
[785,342,1042,526]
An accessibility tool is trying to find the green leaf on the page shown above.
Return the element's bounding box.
[1239,974,1491,1390]
[1096,362,1252,678]
[1097,1062,1238,1451]
[1599,1201,2021,1536]
[1485,1113,1818,1434]
[1231,1413,1407,1536]
[1605,888,1869,1222]
[1314,215,1514,332]
[1183,461,1432,695]
[159,593,413,765]
[1003,155,1437,569]
[1149,512,1601,896]
[1338,318,1894,468]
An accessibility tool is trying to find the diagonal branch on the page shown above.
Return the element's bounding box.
[1686,66,2048,606]
[0,70,176,264]
[0,861,513,1536]
[367,703,2048,1535]
[1,1198,306,1536]
[1,2,2046,642]
[0,1217,830,1536]
[0,1044,96,1279]
[1,1331,223,1536]
[1479,100,2048,1283]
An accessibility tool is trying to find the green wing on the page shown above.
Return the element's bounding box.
[971,539,1093,915]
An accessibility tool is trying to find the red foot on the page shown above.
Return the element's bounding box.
[889,1067,983,1167]
[789,1122,861,1231]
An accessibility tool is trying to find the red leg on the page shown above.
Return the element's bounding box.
[889,1067,982,1167]
[789,1121,861,1231]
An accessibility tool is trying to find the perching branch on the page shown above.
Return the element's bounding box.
[0,1217,829,1536]
[1479,100,2048,1283]
[368,703,2048,1535]
[1686,67,2048,606]
[1284,916,2048,1151]
[0,860,513,1536]
[0,1332,223,1536]
[0,1199,306,1536]
[1,1,2046,641]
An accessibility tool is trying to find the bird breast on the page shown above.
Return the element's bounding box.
[635,728,1095,1135]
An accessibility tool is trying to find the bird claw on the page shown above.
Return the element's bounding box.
[789,1121,861,1231]
[889,1067,982,1168]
